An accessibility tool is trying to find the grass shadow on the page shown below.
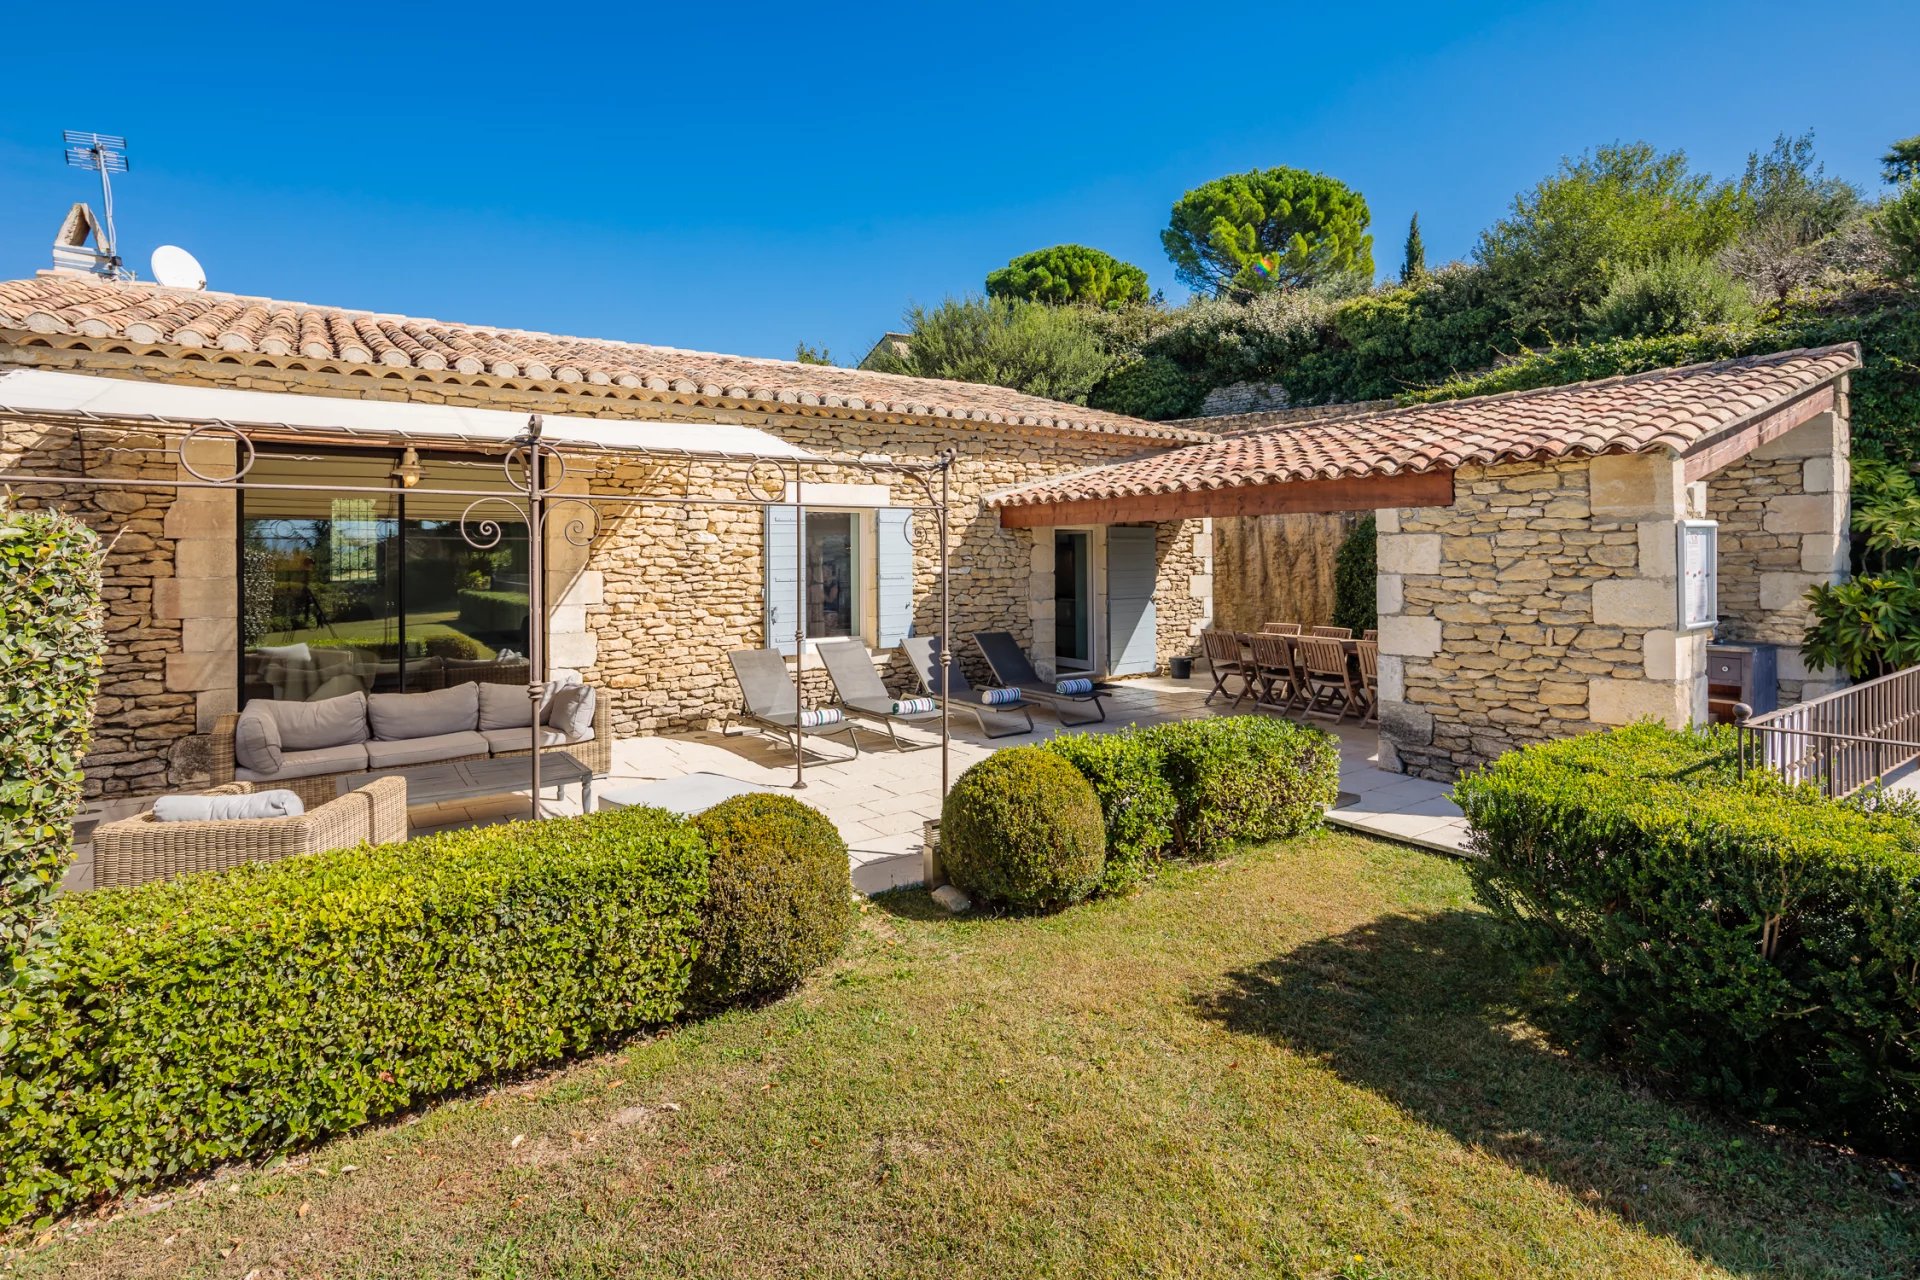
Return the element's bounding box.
[1194,909,1916,1276]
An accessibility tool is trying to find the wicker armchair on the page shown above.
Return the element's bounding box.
[91,777,409,889]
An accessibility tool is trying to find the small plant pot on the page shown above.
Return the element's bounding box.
[1169,656,1194,680]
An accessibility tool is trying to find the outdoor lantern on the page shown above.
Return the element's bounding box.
[391,445,423,488]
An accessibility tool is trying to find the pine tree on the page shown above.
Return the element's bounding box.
[1401,212,1427,283]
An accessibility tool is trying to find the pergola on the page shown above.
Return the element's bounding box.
[0,369,961,812]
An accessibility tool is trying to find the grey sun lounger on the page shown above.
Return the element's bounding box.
[971,630,1110,725]
[725,648,861,759]
[900,635,1034,739]
[815,639,942,751]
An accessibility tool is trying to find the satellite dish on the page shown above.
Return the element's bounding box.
[150,244,206,290]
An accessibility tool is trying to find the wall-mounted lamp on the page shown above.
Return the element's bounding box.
[391,445,423,488]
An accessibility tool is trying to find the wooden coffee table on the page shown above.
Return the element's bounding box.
[337,751,593,811]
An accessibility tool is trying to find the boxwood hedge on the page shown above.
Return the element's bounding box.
[941,747,1107,909]
[1040,729,1176,893]
[1142,716,1340,858]
[1,806,708,1226]
[1456,722,1920,1153]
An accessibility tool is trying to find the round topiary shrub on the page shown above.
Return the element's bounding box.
[689,794,853,1008]
[940,746,1106,909]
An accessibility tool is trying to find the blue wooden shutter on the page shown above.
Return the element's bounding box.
[1106,526,1158,677]
[875,508,914,648]
[765,505,801,656]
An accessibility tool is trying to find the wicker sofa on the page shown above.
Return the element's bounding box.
[207,681,614,809]
[91,777,409,889]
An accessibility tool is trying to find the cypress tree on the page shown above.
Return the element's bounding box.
[1401,213,1427,283]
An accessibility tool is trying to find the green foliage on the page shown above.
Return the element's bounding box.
[1850,452,1920,571]
[1476,142,1746,339]
[864,295,1113,405]
[1801,571,1920,679]
[986,244,1150,309]
[0,507,103,992]
[688,794,852,1007]
[1400,212,1426,283]
[1883,135,1920,186]
[941,747,1106,909]
[1332,515,1377,636]
[1088,354,1205,420]
[1041,730,1176,893]
[1720,132,1865,302]
[1161,167,1374,296]
[0,807,708,1226]
[1880,182,1920,283]
[456,587,530,633]
[794,342,834,366]
[1456,722,1920,1153]
[1141,716,1338,858]
[1589,252,1755,339]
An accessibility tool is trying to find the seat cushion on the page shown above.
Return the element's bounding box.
[233,707,284,774]
[364,730,490,770]
[251,691,370,752]
[368,682,479,740]
[236,741,369,782]
[477,680,537,731]
[152,790,305,822]
[545,683,597,738]
[480,725,576,755]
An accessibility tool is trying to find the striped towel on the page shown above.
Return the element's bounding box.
[1054,677,1094,696]
[980,687,1023,706]
[889,697,936,716]
[797,707,844,728]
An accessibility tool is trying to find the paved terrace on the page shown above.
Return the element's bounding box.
[407,676,1471,893]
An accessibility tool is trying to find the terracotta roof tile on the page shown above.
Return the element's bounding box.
[988,345,1861,509]
[0,275,1201,443]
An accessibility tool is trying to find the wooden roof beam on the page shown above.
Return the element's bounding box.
[995,468,1455,528]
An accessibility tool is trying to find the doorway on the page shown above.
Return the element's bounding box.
[1054,530,1092,671]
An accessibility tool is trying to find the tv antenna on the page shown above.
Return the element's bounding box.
[61,131,131,279]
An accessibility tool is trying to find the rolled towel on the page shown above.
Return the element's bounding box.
[1054,677,1095,696]
[150,790,306,822]
[796,707,844,728]
[980,687,1023,706]
[889,697,937,716]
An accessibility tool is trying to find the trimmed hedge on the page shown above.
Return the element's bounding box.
[1,806,708,1225]
[1041,730,1176,893]
[942,747,1106,909]
[1,507,103,988]
[1143,716,1340,858]
[1456,722,1920,1153]
[689,794,853,1007]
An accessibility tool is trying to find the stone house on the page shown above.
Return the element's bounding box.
[0,274,1217,815]
[988,345,1860,780]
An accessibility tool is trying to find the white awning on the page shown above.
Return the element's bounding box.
[0,367,815,460]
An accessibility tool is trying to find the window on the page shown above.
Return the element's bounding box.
[239,448,532,703]
[805,511,861,639]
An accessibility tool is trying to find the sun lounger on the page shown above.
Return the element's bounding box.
[724,648,861,759]
[900,635,1034,739]
[970,631,1110,725]
[815,639,942,750]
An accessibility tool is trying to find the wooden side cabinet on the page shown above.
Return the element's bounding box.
[1706,642,1779,722]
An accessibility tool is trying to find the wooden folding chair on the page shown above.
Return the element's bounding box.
[1297,636,1360,721]
[1362,628,1378,642]
[1310,625,1353,639]
[1247,631,1299,713]
[1355,638,1380,724]
[1261,621,1302,635]
[1202,629,1253,709]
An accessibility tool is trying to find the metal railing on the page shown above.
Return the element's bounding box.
[1737,665,1920,797]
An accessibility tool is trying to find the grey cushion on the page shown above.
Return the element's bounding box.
[152,790,306,822]
[480,725,574,755]
[545,683,596,739]
[368,682,480,741]
[477,681,536,731]
[250,692,370,752]
[233,707,284,775]
[364,730,490,770]
[236,741,369,782]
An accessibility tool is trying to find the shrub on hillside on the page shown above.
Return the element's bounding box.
[1590,252,1755,339]
[1042,730,1176,893]
[1143,717,1339,858]
[0,807,708,1226]
[1,507,103,985]
[1456,722,1920,1153]
[941,747,1106,909]
[689,794,852,1007]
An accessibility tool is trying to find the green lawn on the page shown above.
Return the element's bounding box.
[10,833,1914,1278]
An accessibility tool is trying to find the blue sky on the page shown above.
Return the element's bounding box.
[0,1,1911,365]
